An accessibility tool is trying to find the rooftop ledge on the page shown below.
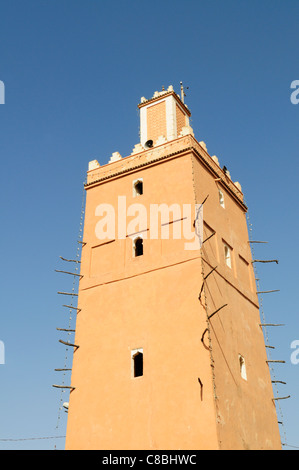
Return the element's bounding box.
[86,134,245,209]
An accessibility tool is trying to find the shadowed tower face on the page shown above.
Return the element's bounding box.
[65,86,282,450]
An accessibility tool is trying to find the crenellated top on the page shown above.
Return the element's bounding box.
[85,133,245,210]
[86,85,244,208]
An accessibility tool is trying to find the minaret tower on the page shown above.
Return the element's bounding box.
[65,85,282,450]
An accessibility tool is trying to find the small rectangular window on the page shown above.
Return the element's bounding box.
[131,348,143,378]
[239,354,247,381]
[133,179,143,197]
[224,243,232,268]
[218,189,225,208]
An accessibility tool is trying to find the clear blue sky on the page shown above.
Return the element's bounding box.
[0,0,298,450]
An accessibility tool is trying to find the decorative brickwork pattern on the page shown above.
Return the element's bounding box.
[147,100,167,144]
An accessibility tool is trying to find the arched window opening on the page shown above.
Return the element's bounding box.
[134,237,143,257]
